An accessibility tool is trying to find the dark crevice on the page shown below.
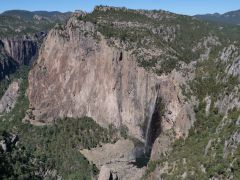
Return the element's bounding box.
[132,156,150,168]
[119,51,123,61]
[144,96,163,156]
[146,96,163,153]
[133,96,164,168]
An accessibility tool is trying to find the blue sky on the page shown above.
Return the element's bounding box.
[1,0,240,15]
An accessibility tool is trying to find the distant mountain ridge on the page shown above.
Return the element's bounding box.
[2,10,72,22]
[0,10,72,81]
[0,10,72,37]
[195,9,240,25]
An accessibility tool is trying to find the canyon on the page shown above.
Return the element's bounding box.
[0,6,239,180]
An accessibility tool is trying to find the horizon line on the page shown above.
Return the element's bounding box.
[0,5,240,16]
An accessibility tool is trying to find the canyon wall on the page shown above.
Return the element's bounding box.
[1,32,46,66]
[27,15,194,144]
[0,41,18,79]
[0,33,46,80]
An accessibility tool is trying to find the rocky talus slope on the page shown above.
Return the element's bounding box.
[81,139,145,180]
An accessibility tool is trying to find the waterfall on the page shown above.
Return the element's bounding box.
[144,96,157,155]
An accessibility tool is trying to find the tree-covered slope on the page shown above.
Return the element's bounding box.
[0,10,71,37]
[81,6,240,74]
[0,67,122,179]
[145,45,240,179]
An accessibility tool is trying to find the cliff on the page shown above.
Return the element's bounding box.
[0,41,18,79]
[27,14,194,147]
[1,33,46,66]
[13,7,240,179]
[0,10,70,81]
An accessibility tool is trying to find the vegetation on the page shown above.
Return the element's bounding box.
[144,103,240,179]
[0,10,70,37]
[80,6,240,75]
[0,131,41,179]
[195,9,240,25]
[1,6,240,180]
[143,40,240,179]
[0,67,119,179]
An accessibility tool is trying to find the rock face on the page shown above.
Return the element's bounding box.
[1,33,46,66]
[28,20,157,139]
[27,16,194,144]
[0,81,19,113]
[0,33,46,80]
[98,166,112,180]
[150,68,196,160]
[1,6,239,180]
[0,41,18,79]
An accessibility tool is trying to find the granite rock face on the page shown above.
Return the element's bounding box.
[0,81,19,113]
[27,15,194,143]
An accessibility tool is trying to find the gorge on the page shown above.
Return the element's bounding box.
[0,6,239,180]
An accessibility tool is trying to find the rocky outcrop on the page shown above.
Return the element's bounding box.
[220,44,240,78]
[215,89,240,115]
[223,130,240,158]
[81,140,135,168]
[27,20,156,140]
[150,68,196,159]
[98,166,113,180]
[0,81,19,113]
[27,16,194,146]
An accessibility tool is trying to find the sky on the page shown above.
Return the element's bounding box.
[1,0,240,15]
